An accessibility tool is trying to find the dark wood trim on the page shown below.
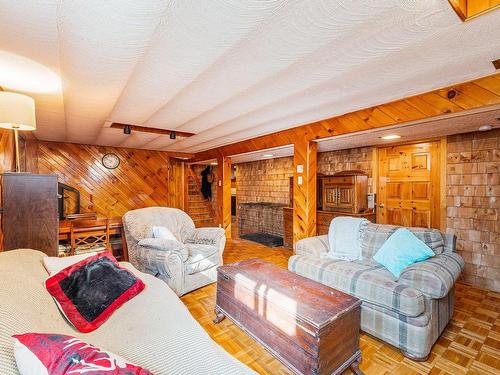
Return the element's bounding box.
[110,122,195,138]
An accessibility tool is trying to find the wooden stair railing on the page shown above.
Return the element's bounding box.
[186,166,217,227]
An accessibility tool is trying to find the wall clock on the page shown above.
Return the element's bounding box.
[102,153,120,169]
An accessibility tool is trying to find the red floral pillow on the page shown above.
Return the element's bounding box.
[13,333,152,374]
[45,252,145,333]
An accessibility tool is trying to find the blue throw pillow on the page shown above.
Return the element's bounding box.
[373,228,435,279]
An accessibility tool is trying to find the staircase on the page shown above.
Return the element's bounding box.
[186,166,217,227]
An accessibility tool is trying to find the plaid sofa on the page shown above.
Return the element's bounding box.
[288,223,464,360]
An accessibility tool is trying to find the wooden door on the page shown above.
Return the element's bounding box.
[377,142,441,229]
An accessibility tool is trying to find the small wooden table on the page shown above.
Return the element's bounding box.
[214,259,363,375]
[58,217,128,261]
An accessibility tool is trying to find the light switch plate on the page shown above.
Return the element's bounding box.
[296,165,304,173]
[367,193,375,209]
[298,176,303,185]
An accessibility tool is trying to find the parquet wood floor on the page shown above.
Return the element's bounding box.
[181,238,500,375]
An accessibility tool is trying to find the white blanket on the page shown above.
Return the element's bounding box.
[324,217,368,261]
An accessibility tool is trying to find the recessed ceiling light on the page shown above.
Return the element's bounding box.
[380,135,401,140]
[210,162,218,165]
[478,124,492,132]
[263,154,274,157]
[0,50,62,93]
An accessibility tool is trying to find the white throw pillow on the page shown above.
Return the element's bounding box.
[152,226,178,242]
[42,252,97,275]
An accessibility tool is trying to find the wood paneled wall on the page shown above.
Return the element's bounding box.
[0,129,15,173]
[0,129,15,250]
[36,141,184,218]
[191,74,500,162]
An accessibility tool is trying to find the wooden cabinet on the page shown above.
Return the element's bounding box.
[1,173,59,256]
[316,210,375,236]
[322,172,367,213]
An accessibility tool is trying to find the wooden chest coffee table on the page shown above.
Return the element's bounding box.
[214,258,363,375]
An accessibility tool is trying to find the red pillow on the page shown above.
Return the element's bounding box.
[45,252,145,333]
[13,333,152,374]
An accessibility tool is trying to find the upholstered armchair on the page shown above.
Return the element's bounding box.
[122,207,226,296]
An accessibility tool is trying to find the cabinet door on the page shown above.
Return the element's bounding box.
[323,184,338,209]
[2,174,58,255]
[336,186,354,209]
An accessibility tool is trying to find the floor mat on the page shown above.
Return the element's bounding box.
[240,232,283,247]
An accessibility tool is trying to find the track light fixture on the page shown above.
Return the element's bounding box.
[123,125,131,135]
[170,131,176,140]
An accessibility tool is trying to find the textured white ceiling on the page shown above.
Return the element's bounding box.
[0,1,499,152]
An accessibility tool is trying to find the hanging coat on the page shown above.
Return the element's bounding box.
[200,166,213,200]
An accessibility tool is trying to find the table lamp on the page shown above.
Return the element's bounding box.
[0,91,37,172]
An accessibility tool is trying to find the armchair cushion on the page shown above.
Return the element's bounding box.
[185,244,219,275]
[152,225,178,241]
[186,227,225,247]
[398,253,464,299]
[138,238,189,262]
[295,235,329,258]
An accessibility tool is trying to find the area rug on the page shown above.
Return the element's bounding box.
[240,233,283,248]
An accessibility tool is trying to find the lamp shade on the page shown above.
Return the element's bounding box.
[0,92,36,131]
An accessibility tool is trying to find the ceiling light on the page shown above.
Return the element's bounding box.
[380,135,401,140]
[123,125,131,135]
[263,154,274,157]
[170,131,176,140]
[478,124,492,132]
[0,50,62,93]
[210,162,218,165]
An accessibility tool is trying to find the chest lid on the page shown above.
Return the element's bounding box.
[218,258,360,331]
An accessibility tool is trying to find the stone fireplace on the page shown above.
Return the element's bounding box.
[238,202,286,238]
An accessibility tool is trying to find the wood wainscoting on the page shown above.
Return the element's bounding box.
[36,141,184,217]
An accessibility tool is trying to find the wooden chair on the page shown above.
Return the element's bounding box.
[66,212,98,221]
[70,218,111,256]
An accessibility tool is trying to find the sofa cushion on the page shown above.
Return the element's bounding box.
[373,228,435,279]
[185,244,219,275]
[13,333,152,375]
[289,255,425,317]
[361,223,445,259]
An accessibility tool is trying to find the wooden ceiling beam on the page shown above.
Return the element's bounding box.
[448,0,500,21]
[190,73,500,162]
[110,123,195,138]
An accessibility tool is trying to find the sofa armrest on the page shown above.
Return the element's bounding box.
[443,233,457,253]
[295,235,330,258]
[398,253,464,299]
[138,238,189,262]
[186,227,226,248]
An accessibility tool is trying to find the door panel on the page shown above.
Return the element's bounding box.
[377,142,440,229]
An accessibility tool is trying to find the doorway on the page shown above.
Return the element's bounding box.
[377,141,442,229]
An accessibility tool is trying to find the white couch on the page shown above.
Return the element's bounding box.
[0,249,254,375]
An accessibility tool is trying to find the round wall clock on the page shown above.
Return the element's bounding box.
[102,153,120,169]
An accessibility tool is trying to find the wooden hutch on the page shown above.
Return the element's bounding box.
[283,170,375,248]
